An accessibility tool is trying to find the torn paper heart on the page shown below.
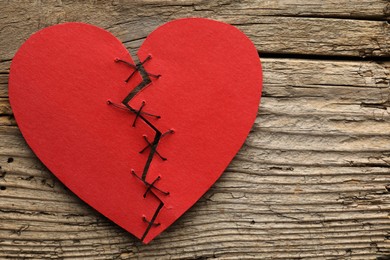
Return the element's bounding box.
[9,18,262,243]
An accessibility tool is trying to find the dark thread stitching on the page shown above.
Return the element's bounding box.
[143,176,161,198]
[115,56,163,178]
[140,135,167,161]
[115,55,161,83]
[141,201,164,241]
[132,101,145,127]
[106,100,161,119]
[139,130,174,161]
[143,216,160,226]
[110,55,170,241]
[131,170,169,197]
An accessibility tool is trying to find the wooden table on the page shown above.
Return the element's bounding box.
[1,1,389,259]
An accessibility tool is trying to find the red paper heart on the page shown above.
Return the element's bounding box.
[9,18,262,243]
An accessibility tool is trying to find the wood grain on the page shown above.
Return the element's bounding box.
[1,57,389,259]
[0,0,389,61]
[1,1,390,259]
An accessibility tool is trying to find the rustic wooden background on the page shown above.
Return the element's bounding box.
[1,1,390,259]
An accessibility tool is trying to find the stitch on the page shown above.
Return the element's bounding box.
[143,176,161,198]
[115,55,161,83]
[143,216,160,226]
[131,170,169,197]
[106,100,161,119]
[132,101,145,127]
[140,135,167,161]
[139,129,174,160]
[112,54,170,242]
[141,201,164,241]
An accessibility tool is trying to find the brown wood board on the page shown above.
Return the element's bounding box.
[0,1,389,259]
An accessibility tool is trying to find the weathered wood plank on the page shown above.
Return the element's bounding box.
[192,0,390,18]
[1,0,390,258]
[0,1,389,61]
[0,57,389,259]
[119,16,390,58]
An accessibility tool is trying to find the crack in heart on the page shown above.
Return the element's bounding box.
[108,55,171,242]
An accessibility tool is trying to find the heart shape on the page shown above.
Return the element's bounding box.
[9,18,262,243]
